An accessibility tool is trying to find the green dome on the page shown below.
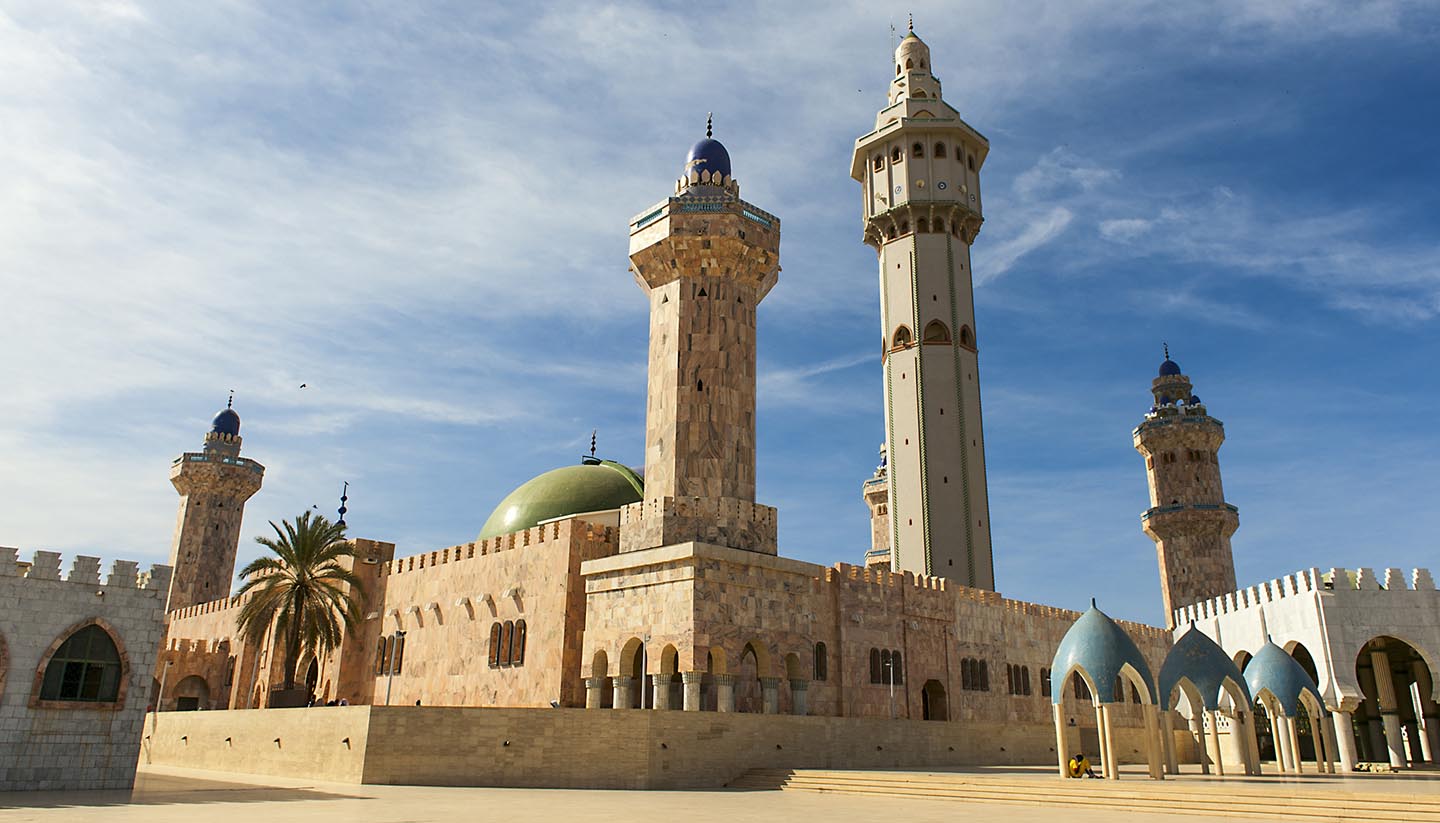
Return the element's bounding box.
[478,460,643,540]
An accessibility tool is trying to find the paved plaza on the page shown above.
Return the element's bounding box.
[4,765,1439,823]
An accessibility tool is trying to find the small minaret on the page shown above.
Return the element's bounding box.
[1133,349,1239,628]
[862,444,891,568]
[620,117,782,554]
[851,25,995,587]
[167,398,265,610]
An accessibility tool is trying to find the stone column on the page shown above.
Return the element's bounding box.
[1096,704,1118,780]
[789,679,809,716]
[1245,711,1263,775]
[1358,664,1384,761]
[584,677,606,709]
[1054,703,1071,777]
[1207,710,1226,776]
[1274,715,1294,773]
[760,677,781,715]
[1332,710,1359,773]
[682,671,703,712]
[1189,713,1210,774]
[1161,710,1179,774]
[1144,706,1165,780]
[612,676,634,710]
[1411,661,1438,763]
[714,674,736,713]
[1289,714,1305,774]
[1371,649,1407,767]
[1318,711,1336,773]
[652,674,671,710]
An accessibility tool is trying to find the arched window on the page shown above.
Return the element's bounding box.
[934,142,947,159]
[913,89,927,98]
[1006,664,1015,694]
[872,154,883,172]
[917,218,928,233]
[488,622,502,668]
[923,320,951,344]
[39,624,122,703]
[224,656,235,687]
[869,648,882,684]
[933,218,945,233]
[500,621,514,667]
[978,660,988,691]
[899,220,910,234]
[912,142,924,158]
[891,147,903,164]
[891,651,904,685]
[896,64,901,76]
[1073,672,1091,701]
[1022,666,1031,696]
[392,634,405,674]
[959,325,974,348]
[880,649,892,684]
[967,154,975,172]
[813,642,828,681]
[375,637,389,675]
[905,58,913,70]
[1041,667,1052,697]
[891,325,913,348]
[512,620,527,667]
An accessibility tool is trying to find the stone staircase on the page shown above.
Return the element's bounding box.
[726,768,1440,822]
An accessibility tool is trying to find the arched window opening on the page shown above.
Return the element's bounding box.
[913,89,927,98]
[891,147,903,164]
[967,154,975,171]
[39,625,122,703]
[905,58,913,70]
[488,622,502,668]
[813,642,828,681]
[891,651,904,685]
[933,218,945,233]
[501,620,514,667]
[873,154,884,172]
[1021,666,1031,696]
[392,633,405,674]
[891,325,913,348]
[917,218,928,233]
[900,220,910,234]
[1072,672,1091,701]
[896,64,901,76]
[934,143,946,159]
[697,379,705,392]
[959,325,974,348]
[224,656,235,687]
[1040,667,1052,697]
[512,620,526,667]
[376,637,389,675]
[978,660,988,691]
[923,320,951,344]
[912,142,924,158]
[869,648,882,684]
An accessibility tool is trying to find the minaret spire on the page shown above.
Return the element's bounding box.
[706,112,713,139]
[337,481,348,528]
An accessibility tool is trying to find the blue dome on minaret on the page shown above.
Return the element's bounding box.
[684,114,731,179]
[211,408,240,436]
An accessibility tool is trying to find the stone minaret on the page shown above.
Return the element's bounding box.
[851,25,995,588]
[862,444,892,569]
[619,119,782,555]
[1133,350,1239,628]
[167,400,265,610]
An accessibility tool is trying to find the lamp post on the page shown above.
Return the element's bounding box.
[384,629,406,706]
[153,659,174,731]
[885,656,896,719]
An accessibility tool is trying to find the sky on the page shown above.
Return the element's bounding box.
[2,1,1438,626]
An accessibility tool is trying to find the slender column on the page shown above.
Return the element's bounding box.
[1207,710,1226,776]
[1245,712,1263,775]
[760,677,781,715]
[1288,714,1305,774]
[1161,710,1179,774]
[584,676,606,709]
[1054,704,1071,777]
[652,674,671,710]
[1332,710,1358,773]
[1317,711,1336,773]
[1358,664,1384,762]
[1189,713,1210,774]
[612,676,634,710]
[1144,706,1165,780]
[682,671,703,712]
[789,679,809,716]
[714,674,736,713]
[1274,715,1294,773]
[1370,649,1407,767]
[1097,704,1119,780]
[1411,661,1438,763]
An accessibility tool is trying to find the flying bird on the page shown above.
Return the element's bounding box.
[300,383,308,388]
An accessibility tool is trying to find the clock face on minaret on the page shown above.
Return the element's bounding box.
[619,126,781,556]
[851,28,995,589]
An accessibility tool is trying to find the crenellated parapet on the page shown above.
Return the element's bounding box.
[1172,566,1438,627]
[382,519,617,579]
[0,546,172,595]
[619,497,777,556]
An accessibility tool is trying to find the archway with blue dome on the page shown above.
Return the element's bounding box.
[1158,626,1262,776]
[1245,637,1337,775]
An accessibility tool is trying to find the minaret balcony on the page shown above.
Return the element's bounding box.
[171,452,265,474]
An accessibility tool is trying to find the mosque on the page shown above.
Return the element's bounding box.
[150,27,1440,778]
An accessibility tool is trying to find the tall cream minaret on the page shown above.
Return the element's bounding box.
[852,24,994,587]
[167,398,265,610]
[1133,349,1239,628]
[620,118,782,555]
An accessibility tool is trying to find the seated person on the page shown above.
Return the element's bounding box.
[1067,752,1099,778]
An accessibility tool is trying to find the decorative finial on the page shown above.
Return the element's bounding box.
[1163,342,1170,360]
[337,481,348,528]
[1090,597,1097,609]
[705,112,713,139]
[908,13,913,33]
[590,430,597,459]
[227,390,234,409]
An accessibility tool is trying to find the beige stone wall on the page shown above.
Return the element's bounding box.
[142,706,1193,789]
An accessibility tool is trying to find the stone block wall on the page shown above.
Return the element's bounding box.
[0,548,170,791]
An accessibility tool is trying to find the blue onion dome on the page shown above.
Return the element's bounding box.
[685,138,731,180]
[1244,639,1324,718]
[1159,358,1182,377]
[1050,601,1158,705]
[1159,626,1251,711]
[1158,395,1172,405]
[1189,395,1201,405]
[211,408,240,436]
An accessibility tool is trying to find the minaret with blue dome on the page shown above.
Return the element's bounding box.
[850,23,995,588]
[621,116,781,554]
[166,397,266,611]
[1133,349,1238,628]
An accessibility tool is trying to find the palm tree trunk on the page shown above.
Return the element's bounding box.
[282,587,305,691]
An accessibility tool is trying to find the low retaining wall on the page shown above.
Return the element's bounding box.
[142,707,1194,789]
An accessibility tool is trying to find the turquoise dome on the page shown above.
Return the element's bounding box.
[1051,602,1158,705]
[1159,626,1251,711]
[478,461,643,541]
[1245,639,1323,718]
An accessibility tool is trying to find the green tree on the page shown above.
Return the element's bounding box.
[235,511,364,697]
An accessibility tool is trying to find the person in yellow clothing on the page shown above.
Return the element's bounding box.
[1068,752,1099,778]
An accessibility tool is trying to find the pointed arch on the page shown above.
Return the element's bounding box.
[31,618,130,707]
[934,142,947,159]
[958,324,974,349]
[923,319,951,344]
[891,325,913,349]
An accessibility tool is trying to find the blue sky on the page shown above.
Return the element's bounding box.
[3,1,1437,626]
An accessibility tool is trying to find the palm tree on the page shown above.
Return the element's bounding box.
[235,511,364,698]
